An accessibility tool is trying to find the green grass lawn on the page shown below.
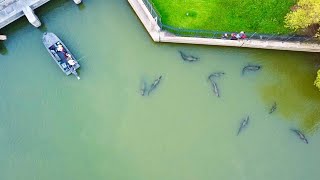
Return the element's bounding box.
[150,0,295,34]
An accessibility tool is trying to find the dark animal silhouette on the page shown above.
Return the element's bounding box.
[291,129,308,144]
[242,65,261,75]
[269,102,277,114]
[237,116,250,136]
[148,76,162,95]
[179,51,199,62]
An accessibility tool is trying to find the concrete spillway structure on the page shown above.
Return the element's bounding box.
[22,5,41,27]
[0,34,6,40]
[0,0,82,29]
[73,0,82,4]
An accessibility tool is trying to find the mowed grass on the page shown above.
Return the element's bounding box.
[150,0,296,34]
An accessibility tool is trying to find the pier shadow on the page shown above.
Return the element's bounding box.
[35,0,69,16]
[34,0,83,29]
[0,41,8,55]
[0,18,29,36]
[77,3,86,11]
[38,24,48,33]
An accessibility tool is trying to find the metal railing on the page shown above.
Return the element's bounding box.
[142,0,319,44]
[141,0,162,29]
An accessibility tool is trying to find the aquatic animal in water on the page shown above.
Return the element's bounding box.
[148,76,162,95]
[237,116,250,136]
[242,65,261,75]
[209,79,220,97]
[269,102,277,114]
[140,80,147,96]
[291,129,308,144]
[208,72,225,97]
[179,51,200,62]
[208,72,225,80]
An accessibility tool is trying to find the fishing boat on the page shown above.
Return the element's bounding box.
[42,32,80,80]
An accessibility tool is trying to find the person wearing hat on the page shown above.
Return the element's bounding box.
[239,31,247,39]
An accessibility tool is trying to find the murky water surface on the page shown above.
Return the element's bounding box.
[0,0,319,179]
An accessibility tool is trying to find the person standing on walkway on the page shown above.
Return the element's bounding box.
[231,33,237,40]
[221,33,228,39]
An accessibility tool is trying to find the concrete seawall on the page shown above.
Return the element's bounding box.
[128,0,320,53]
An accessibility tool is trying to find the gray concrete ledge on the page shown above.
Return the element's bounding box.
[0,0,50,29]
[0,34,6,40]
[128,0,320,53]
[128,0,160,41]
[0,0,82,29]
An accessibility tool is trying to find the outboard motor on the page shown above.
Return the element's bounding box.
[70,67,80,80]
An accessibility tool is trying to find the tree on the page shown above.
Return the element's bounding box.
[314,69,320,90]
[285,0,320,38]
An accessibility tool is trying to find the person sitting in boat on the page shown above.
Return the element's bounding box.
[56,42,65,52]
[68,59,76,66]
[66,53,77,66]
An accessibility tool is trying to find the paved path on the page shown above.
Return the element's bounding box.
[128,0,320,53]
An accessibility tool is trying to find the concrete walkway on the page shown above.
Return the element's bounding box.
[0,0,49,28]
[128,0,320,53]
[0,0,82,29]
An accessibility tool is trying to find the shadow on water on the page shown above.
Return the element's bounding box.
[0,18,29,36]
[38,24,48,33]
[35,0,70,16]
[77,3,86,11]
[256,50,320,134]
[0,42,8,55]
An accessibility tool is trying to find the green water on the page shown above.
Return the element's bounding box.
[0,0,320,179]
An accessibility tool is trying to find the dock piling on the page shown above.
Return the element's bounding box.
[73,0,82,4]
[0,35,7,40]
[22,6,41,28]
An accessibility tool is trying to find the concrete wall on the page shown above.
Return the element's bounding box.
[0,0,50,29]
[128,0,320,53]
